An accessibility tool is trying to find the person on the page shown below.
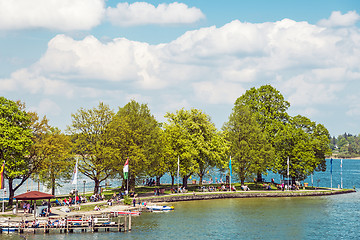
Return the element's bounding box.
[26,202,31,213]
[133,198,136,207]
[23,202,27,213]
[94,205,100,211]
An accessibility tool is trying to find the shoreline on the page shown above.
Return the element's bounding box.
[142,189,356,203]
[0,189,355,220]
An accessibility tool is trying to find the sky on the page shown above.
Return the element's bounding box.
[0,0,359,137]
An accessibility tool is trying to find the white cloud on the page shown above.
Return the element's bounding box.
[30,99,61,117]
[106,2,205,26]
[318,11,360,28]
[193,81,245,104]
[0,0,105,31]
[1,17,360,129]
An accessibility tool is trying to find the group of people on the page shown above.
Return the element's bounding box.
[198,184,237,192]
[278,183,299,191]
[170,186,188,193]
[21,201,32,214]
[20,218,68,228]
[58,195,86,206]
[145,178,156,186]
[90,193,104,202]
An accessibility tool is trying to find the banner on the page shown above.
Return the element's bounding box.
[123,158,129,180]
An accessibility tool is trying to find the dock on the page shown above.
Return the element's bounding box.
[0,212,133,235]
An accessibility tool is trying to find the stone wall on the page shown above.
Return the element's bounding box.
[146,189,356,203]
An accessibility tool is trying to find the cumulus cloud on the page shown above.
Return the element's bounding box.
[318,11,360,27]
[193,81,245,104]
[1,17,360,119]
[0,0,105,31]
[106,2,205,26]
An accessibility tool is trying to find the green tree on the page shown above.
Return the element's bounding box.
[0,97,33,206]
[223,104,274,185]
[108,100,162,191]
[68,102,115,194]
[274,115,331,181]
[234,84,290,181]
[164,108,225,187]
[35,128,73,195]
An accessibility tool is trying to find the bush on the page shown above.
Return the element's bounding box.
[123,195,132,205]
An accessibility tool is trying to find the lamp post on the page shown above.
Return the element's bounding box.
[83,180,86,196]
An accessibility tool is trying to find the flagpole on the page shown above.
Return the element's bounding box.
[1,161,5,212]
[75,159,78,206]
[330,158,333,191]
[287,156,289,191]
[2,189,4,213]
[341,159,343,189]
[229,156,232,191]
[177,156,179,194]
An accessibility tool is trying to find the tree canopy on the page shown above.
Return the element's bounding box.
[68,102,115,194]
[223,104,274,184]
[164,108,226,187]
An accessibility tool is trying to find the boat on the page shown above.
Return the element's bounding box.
[147,205,174,212]
[110,210,141,216]
[0,227,18,233]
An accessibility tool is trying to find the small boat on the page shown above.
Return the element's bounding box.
[111,211,141,216]
[0,227,18,233]
[147,205,174,212]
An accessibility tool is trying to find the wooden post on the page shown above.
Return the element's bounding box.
[66,216,68,233]
[34,201,37,218]
[117,217,121,232]
[124,214,127,232]
[129,213,132,231]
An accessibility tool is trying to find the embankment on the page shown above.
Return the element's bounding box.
[144,189,356,203]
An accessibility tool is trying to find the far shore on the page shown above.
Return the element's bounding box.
[330,156,360,160]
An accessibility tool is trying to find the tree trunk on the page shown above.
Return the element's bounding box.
[130,176,136,191]
[182,176,189,188]
[241,177,245,186]
[199,174,203,186]
[8,178,14,207]
[93,178,100,194]
[257,172,263,182]
[156,176,161,186]
[171,176,174,187]
[51,177,56,196]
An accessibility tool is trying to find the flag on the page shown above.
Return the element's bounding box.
[0,162,4,189]
[123,158,129,180]
[72,159,78,185]
[330,158,333,174]
[229,156,232,177]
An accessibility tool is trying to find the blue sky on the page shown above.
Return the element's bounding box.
[0,0,359,136]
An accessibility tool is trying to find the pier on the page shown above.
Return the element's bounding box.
[0,212,133,235]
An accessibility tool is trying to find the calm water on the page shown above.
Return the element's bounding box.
[2,159,360,239]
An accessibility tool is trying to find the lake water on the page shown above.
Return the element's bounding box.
[2,159,360,239]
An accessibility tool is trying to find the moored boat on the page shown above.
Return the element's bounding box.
[147,205,174,212]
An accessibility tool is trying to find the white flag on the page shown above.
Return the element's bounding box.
[72,159,78,185]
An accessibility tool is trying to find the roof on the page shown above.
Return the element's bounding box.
[14,191,54,200]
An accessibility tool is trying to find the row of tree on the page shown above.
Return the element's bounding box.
[0,85,332,206]
[330,133,360,158]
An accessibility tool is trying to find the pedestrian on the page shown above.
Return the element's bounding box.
[133,198,136,207]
